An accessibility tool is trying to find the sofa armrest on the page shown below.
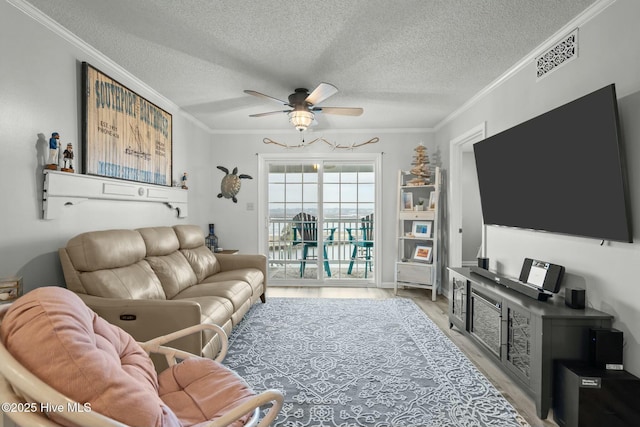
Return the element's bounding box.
[76,294,203,355]
[215,253,266,273]
[215,253,267,288]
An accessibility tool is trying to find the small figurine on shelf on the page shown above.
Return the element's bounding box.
[61,143,74,172]
[181,172,189,189]
[46,132,60,170]
[408,142,431,186]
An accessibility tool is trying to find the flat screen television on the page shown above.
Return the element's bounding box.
[473,84,632,242]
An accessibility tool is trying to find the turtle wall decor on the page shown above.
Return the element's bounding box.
[216,166,252,203]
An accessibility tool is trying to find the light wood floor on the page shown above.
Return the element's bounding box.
[265,286,559,427]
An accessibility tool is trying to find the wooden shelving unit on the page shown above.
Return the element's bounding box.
[394,167,441,301]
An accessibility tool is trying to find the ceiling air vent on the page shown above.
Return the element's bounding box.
[536,29,578,80]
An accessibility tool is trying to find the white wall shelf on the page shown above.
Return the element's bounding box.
[42,170,188,220]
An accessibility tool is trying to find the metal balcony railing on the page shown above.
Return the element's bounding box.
[267,217,374,280]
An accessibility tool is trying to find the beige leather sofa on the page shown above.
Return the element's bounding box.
[59,224,266,360]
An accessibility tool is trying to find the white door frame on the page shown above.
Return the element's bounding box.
[257,152,382,285]
[448,123,486,268]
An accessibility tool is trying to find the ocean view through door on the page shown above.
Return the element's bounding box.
[259,154,380,285]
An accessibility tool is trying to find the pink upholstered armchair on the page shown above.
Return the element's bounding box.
[0,287,283,427]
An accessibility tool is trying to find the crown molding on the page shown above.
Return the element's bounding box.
[9,0,222,133]
[10,0,614,137]
[7,0,184,112]
[208,127,434,135]
[434,0,616,132]
[8,0,429,137]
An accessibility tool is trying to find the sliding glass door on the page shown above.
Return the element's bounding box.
[259,153,380,285]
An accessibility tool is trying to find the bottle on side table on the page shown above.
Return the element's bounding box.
[205,224,219,252]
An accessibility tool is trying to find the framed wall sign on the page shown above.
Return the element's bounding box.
[82,62,172,186]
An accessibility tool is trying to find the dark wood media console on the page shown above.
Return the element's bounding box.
[448,267,613,419]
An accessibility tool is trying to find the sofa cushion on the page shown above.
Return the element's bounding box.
[171,295,234,359]
[202,268,264,298]
[181,245,222,282]
[174,281,252,313]
[158,357,254,427]
[174,224,207,249]
[172,295,234,328]
[65,229,146,271]
[80,260,166,299]
[146,251,198,299]
[0,287,180,427]
[138,226,181,256]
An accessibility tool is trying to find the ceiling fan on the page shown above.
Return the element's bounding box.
[244,83,363,132]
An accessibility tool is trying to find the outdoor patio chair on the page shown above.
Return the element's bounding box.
[0,286,283,427]
[292,212,336,277]
[346,213,374,278]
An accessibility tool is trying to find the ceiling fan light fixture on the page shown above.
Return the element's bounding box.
[288,110,314,131]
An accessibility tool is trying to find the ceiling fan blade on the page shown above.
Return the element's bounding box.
[249,110,292,117]
[305,83,338,106]
[244,90,290,106]
[314,106,363,116]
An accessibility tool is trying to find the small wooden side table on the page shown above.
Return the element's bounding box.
[0,276,22,304]
[215,249,239,255]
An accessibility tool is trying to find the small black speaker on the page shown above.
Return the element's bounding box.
[565,288,586,309]
[589,328,623,370]
[477,257,489,269]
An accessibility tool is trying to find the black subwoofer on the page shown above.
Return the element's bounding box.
[589,328,623,369]
[554,362,640,427]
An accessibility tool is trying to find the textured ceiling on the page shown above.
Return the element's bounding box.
[23,0,596,132]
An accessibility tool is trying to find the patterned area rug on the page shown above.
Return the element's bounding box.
[225,298,529,427]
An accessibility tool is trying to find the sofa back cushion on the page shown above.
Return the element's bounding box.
[63,230,166,299]
[66,229,146,271]
[81,261,166,299]
[173,224,206,249]
[181,246,221,282]
[146,252,198,299]
[0,286,180,427]
[174,225,222,281]
[137,226,181,256]
[138,226,198,299]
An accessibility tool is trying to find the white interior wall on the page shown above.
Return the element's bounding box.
[0,1,434,293]
[0,1,214,293]
[208,131,436,286]
[435,0,640,377]
[5,0,640,381]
